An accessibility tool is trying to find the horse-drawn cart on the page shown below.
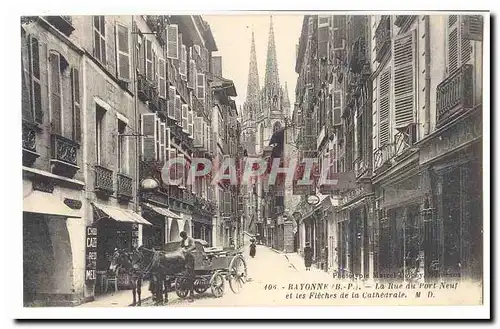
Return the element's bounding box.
[163,240,247,299]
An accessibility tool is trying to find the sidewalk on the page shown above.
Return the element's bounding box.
[78,281,151,307]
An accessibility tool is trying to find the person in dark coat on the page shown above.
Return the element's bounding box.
[249,239,256,258]
[303,242,313,271]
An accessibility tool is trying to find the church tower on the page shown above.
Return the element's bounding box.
[242,30,260,155]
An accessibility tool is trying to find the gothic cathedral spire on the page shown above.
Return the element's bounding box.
[246,30,260,102]
[263,15,280,108]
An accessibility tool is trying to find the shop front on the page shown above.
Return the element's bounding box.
[192,215,214,246]
[141,202,182,248]
[91,203,152,294]
[23,177,84,306]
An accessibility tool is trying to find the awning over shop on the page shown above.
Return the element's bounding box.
[23,191,82,218]
[93,203,153,226]
[143,203,182,219]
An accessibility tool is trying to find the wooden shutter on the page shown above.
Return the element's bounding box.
[165,127,171,159]
[207,124,212,153]
[202,47,209,72]
[175,95,182,122]
[393,29,416,129]
[180,45,187,80]
[318,23,329,60]
[167,149,178,185]
[197,73,205,100]
[158,58,166,98]
[29,36,43,124]
[22,34,33,122]
[49,52,62,135]
[137,33,145,75]
[182,104,188,131]
[447,15,459,75]
[159,122,166,162]
[145,39,153,81]
[116,23,131,81]
[71,68,81,142]
[188,109,194,136]
[333,91,342,126]
[379,68,391,146]
[462,15,483,41]
[194,116,203,147]
[188,59,196,89]
[141,113,157,161]
[168,86,176,118]
[333,16,346,50]
[166,24,179,59]
[224,191,231,214]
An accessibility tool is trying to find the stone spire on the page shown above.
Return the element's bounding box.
[246,30,260,103]
[283,81,290,109]
[263,15,280,107]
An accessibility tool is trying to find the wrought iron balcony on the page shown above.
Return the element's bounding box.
[373,143,394,172]
[394,123,418,157]
[45,16,75,37]
[137,73,151,102]
[22,121,40,167]
[95,165,114,196]
[50,134,79,177]
[436,64,474,126]
[117,173,133,201]
[145,15,167,44]
[375,15,391,62]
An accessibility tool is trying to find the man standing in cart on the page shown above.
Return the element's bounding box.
[180,231,196,302]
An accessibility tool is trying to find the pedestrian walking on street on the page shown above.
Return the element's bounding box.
[180,231,196,302]
[249,238,256,258]
[304,242,313,271]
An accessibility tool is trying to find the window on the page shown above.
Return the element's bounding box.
[180,45,187,80]
[96,105,106,164]
[175,96,182,122]
[49,52,65,135]
[159,122,166,163]
[188,109,194,136]
[93,16,106,64]
[196,73,205,100]
[166,24,179,59]
[333,91,342,126]
[145,38,153,81]
[71,68,81,142]
[115,23,131,81]
[141,113,157,161]
[24,36,43,124]
[182,104,188,132]
[446,15,482,76]
[118,119,128,173]
[158,58,166,98]
[188,59,196,89]
[393,29,416,129]
[378,68,391,146]
[332,16,346,50]
[194,116,203,147]
[168,87,176,118]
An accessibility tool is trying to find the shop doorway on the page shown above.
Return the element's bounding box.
[169,220,180,242]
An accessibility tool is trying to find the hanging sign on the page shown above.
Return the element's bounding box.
[85,226,98,283]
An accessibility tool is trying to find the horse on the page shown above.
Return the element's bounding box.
[109,248,146,306]
[135,245,196,304]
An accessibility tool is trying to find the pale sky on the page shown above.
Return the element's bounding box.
[204,14,304,116]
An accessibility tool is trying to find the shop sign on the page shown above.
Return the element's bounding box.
[85,226,98,283]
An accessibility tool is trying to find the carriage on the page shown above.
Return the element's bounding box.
[162,239,248,298]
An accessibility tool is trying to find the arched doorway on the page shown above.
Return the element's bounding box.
[169,219,180,242]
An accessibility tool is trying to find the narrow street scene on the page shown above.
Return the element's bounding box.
[20,13,485,308]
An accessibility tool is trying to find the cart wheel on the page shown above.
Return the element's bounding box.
[174,277,189,299]
[210,272,225,298]
[194,278,209,294]
[228,255,247,294]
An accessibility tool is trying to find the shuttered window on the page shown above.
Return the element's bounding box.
[333,91,342,126]
[145,39,153,81]
[141,113,157,161]
[188,109,194,136]
[197,73,205,100]
[182,104,188,132]
[166,24,179,59]
[168,86,176,118]
[188,59,196,89]
[447,15,481,76]
[115,23,131,81]
[158,122,165,163]
[71,68,81,142]
[167,149,178,185]
[318,22,329,59]
[175,96,182,122]
[22,33,32,122]
[194,116,203,147]
[158,58,166,98]
[378,68,391,146]
[49,52,63,135]
[137,33,145,75]
[224,191,231,214]
[28,36,43,124]
[393,29,416,129]
[201,47,209,72]
[93,16,106,64]
[180,45,187,80]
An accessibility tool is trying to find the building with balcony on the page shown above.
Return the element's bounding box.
[22,16,86,306]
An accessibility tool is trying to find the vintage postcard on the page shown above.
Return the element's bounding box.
[15,10,489,319]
